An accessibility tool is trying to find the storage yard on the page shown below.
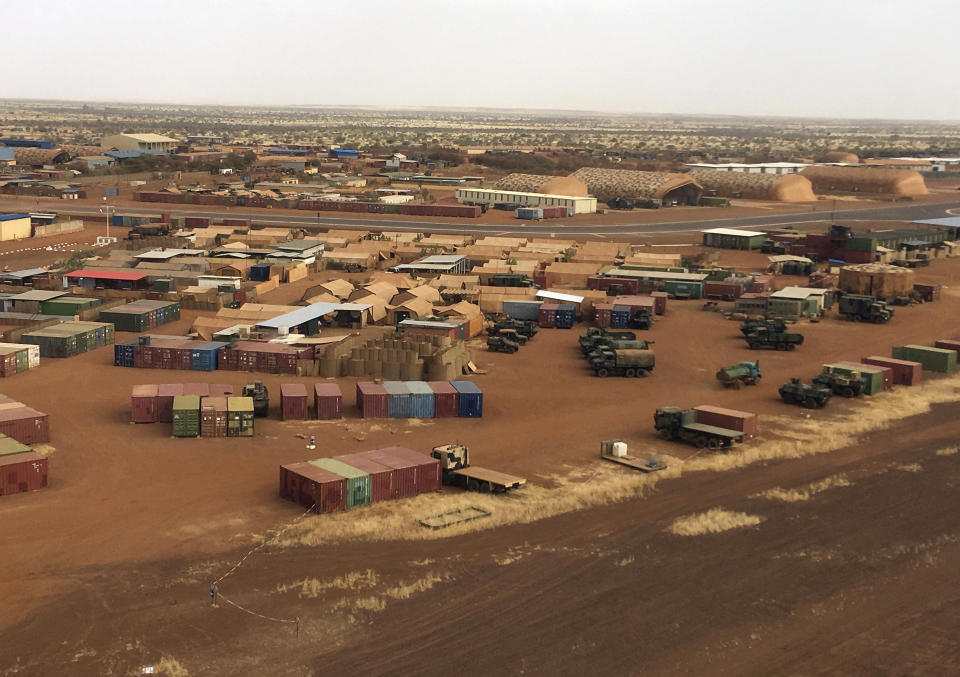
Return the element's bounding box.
[3,218,960,674]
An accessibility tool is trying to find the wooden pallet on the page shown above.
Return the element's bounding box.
[418,506,492,530]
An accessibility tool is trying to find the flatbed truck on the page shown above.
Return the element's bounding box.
[431,444,526,494]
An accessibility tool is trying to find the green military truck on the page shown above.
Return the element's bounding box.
[653,406,744,450]
[579,328,637,355]
[837,294,894,323]
[744,326,804,351]
[779,378,832,408]
[589,348,655,377]
[716,361,762,389]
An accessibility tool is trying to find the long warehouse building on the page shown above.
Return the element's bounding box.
[454,188,597,214]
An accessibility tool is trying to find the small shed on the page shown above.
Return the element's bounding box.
[701,228,767,250]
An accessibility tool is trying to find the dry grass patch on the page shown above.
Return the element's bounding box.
[614,556,635,567]
[277,569,379,598]
[896,463,923,473]
[154,656,190,677]
[935,446,959,456]
[754,474,852,503]
[668,509,764,536]
[336,573,451,613]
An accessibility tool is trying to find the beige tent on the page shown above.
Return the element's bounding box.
[392,285,441,305]
[318,278,356,299]
[570,167,703,204]
[494,173,589,196]
[386,296,434,324]
[688,169,817,202]
[349,293,388,323]
[801,166,928,197]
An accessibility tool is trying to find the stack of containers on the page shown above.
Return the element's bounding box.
[280,384,309,420]
[427,382,458,417]
[0,437,47,497]
[190,342,230,371]
[172,395,201,437]
[217,341,308,375]
[37,296,99,316]
[227,396,255,436]
[693,405,757,441]
[378,446,442,492]
[0,344,36,377]
[278,462,346,512]
[538,303,558,328]
[861,356,922,385]
[131,384,159,423]
[383,382,412,418]
[365,448,419,498]
[891,345,957,373]
[334,452,395,502]
[99,300,181,332]
[22,321,114,357]
[309,458,371,508]
[200,397,229,437]
[451,381,483,418]
[610,305,631,329]
[555,304,576,329]
[0,395,49,444]
[314,383,343,420]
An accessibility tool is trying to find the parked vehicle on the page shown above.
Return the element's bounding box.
[653,406,744,450]
[744,327,804,351]
[837,294,894,323]
[578,327,636,355]
[740,319,788,336]
[585,339,652,361]
[488,318,538,339]
[241,381,269,417]
[779,378,831,408]
[716,361,762,389]
[630,308,654,330]
[487,335,520,353]
[813,370,864,397]
[488,273,534,288]
[431,444,525,493]
[589,348,655,377]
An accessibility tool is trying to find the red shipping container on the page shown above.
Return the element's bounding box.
[834,361,893,391]
[704,282,743,300]
[861,356,922,386]
[934,339,960,356]
[208,384,235,397]
[131,384,159,423]
[539,303,558,328]
[334,452,396,502]
[278,462,346,513]
[0,352,18,377]
[200,397,228,437]
[914,283,941,302]
[156,384,184,422]
[377,446,442,493]
[363,449,419,498]
[650,291,668,315]
[427,381,458,418]
[280,383,309,420]
[693,405,757,441]
[356,382,388,418]
[0,406,50,444]
[314,383,342,420]
[0,451,48,496]
[182,383,210,397]
[593,303,613,327]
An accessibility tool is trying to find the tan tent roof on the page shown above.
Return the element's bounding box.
[304,292,340,305]
[494,173,589,196]
[366,271,418,289]
[801,166,928,197]
[435,301,483,319]
[318,278,355,299]
[395,285,441,304]
[688,169,817,202]
[570,167,703,201]
[431,274,480,289]
[13,147,69,166]
[388,296,434,319]
[349,293,388,322]
[361,281,399,301]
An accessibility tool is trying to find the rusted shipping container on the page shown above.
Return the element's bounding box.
[914,283,941,302]
[0,402,50,444]
[130,384,159,423]
[0,451,47,496]
[156,383,184,422]
[356,381,388,418]
[376,446,442,493]
[280,383,309,420]
[861,356,922,386]
[278,462,347,513]
[693,405,757,441]
[704,282,744,300]
[182,383,211,398]
[587,276,640,294]
[539,303,558,328]
[427,381,459,418]
[593,303,613,327]
[334,452,396,503]
[362,448,419,498]
[200,396,228,437]
[934,339,960,356]
[208,384,235,397]
[314,383,342,420]
[650,291,668,315]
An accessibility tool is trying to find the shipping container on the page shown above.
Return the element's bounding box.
[156,383,184,422]
[0,451,47,496]
[891,345,957,373]
[383,381,412,418]
[825,363,883,395]
[861,356,922,386]
[314,383,342,420]
[451,381,483,418]
[190,342,228,371]
[555,304,576,329]
[131,384,159,423]
[375,446,442,493]
[650,291,668,315]
[406,381,436,418]
[427,381,458,418]
[0,401,50,444]
[227,396,255,436]
[934,339,960,357]
[200,396,229,437]
[333,452,396,502]
[182,383,211,398]
[208,384,235,397]
[279,462,346,512]
[538,303,558,328]
[172,395,201,437]
[280,383,309,420]
[362,448,419,498]
[693,405,757,440]
[610,305,631,329]
[501,300,542,321]
[309,458,371,508]
[516,207,544,220]
[356,381,388,418]
[0,433,31,458]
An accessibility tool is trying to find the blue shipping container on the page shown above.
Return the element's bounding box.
[611,305,631,329]
[111,215,124,226]
[249,265,271,282]
[502,300,542,321]
[406,381,436,418]
[516,207,543,220]
[555,304,576,329]
[451,381,483,418]
[190,341,229,371]
[383,381,412,418]
[114,340,136,367]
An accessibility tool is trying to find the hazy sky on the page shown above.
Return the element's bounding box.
[5,0,958,119]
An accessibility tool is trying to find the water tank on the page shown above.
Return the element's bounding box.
[612,441,628,458]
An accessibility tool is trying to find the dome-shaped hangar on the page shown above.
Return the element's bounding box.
[570,167,703,205]
[688,169,816,202]
[801,166,928,198]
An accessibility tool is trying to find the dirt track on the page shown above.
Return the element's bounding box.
[1,236,960,674]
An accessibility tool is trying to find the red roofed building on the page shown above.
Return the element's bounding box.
[65,269,151,290]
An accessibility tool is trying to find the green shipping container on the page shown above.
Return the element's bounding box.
[308,458,371,508]
[227,396,255,437]
[0,433,31,457]
[662,280,703,299]
[891,345,957,373]
[823,363,882,395]
[39,297,97,316]
[153,278,174,293]
[845,237,877,253]
[14,348,28,373]
[172,395,201,437]
[767,298,803,320]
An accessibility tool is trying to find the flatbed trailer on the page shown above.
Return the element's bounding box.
[449,466,526,493]
[600,450,667,473]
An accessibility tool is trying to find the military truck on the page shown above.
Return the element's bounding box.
[740,319,788,336]
[813,370,864,398]
[488,318,538,339]
[241,381,269,417]
[837,294,894,323]
[653,407,744,450]
[487,334,520,353]
[589,348,655,377]
[488,273,534,288]
[779,378,832,408]
[431,444,525,493]
[585,339,652,361]
[579,327,637,354]
[744,326,804,351]
[716,361,762,389]
[630,308,654,330]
